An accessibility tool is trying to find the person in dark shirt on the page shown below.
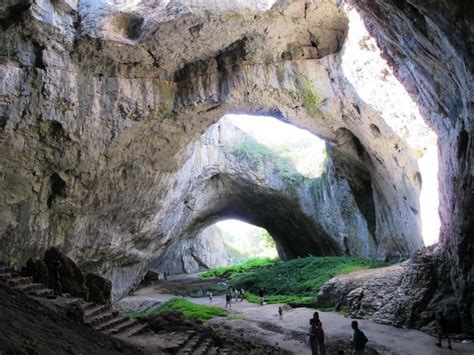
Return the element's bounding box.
[351,320,368,354]
[312,311,322,327]
[51,260,62,296]
[225,292,232,308]
[308,319,318,355]
[435,313,452,349]
[258,288,265,305]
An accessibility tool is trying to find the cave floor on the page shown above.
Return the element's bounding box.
[124,274,474,355]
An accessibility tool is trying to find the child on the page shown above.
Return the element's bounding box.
[278,306,283,320]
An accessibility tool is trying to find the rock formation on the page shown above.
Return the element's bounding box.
[317,246,463,335]
[0,0,471,333]
[151,225,235,275]
[152,116,395,275]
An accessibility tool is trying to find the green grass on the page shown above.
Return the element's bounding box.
[200,257,278,279]
[122,298,227,322]
[203,256,388,307]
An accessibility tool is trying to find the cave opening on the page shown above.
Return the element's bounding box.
[179,218,279,272]
[149,113,344,276]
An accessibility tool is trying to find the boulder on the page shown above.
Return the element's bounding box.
[44,248,88,300]
[85,273,112,304]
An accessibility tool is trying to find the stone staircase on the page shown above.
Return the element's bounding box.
[0,265,54,298]
[157,330,232,354]
[80,302,148,337]
[0,264,147,339]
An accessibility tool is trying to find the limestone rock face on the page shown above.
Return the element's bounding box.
[152,116,385,275]
[151,225,233,275]
[317,246,462,334]
[347,0,473,334]
[0,0,471,333]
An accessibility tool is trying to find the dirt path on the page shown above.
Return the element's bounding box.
[122,274,474,355]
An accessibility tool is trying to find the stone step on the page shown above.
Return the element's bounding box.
[105,318,139,335]
[27,288,54,297]
[84,304,111,319]
[79,302,97,312]
[94,316,128,332]
[7,276,33,287]
[0,265,15,273]
[0,272,15,282]
[178,335,201,354]
[192,339,212,355]
[174,333,191,346]
[122,322,148,337]
[206,346,219,355]
[13,283,43,292]
[85,310,116,327]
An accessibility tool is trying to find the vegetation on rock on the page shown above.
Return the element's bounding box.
[122,298,227,322]
[232,137,305,185]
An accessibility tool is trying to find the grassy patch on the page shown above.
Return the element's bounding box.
[200,257,277,279]
[202,256,388,307]
[122,298,227,322]
[295,74,321,117]
[230,256,386,297]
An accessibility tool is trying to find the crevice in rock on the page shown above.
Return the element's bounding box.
[0,2,31,31]
[47,173,67,208]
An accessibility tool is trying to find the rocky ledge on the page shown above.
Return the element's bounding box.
[317,246,465,335]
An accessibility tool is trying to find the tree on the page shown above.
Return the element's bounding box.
[261,229,276,249]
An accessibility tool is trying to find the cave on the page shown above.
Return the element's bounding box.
[0,0,472,352]
[151,218,279,275]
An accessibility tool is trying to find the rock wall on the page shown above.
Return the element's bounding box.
[347,0,473,335]
[151,225,234,275]
[317,246,462,335]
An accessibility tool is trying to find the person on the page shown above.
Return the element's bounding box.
[314,321,326,355]
[435,313,452,349]
[312,311,322,327]
[278,306,283,320]
[239,288,244,302]
[351,320,368,355]
[225,292,232,308]
[208,291,213,303]
[308,319,318,355]
[259,288,265,305]
[163,271,168,281]
[50,260,62,296]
